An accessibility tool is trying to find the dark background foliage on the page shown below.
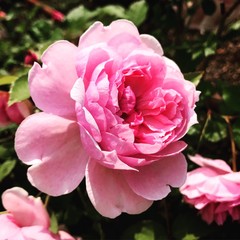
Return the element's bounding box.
[1,0,240,239]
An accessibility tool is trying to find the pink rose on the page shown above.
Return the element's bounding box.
[0,91,33,127]
[0,187,75,240]
[180,155,240,225]
[15,20,199,218]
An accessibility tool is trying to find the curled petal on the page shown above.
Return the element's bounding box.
[140,34,164,55]
[29,40,78,119]
[125,153,187,200]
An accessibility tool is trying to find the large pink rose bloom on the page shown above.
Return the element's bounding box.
[15,20,199,218]
[180,155,240,225]
[0,187,75,240]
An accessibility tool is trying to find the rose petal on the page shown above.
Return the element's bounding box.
[2,187,49,228]
[80,125,135,170]
[125,153,187,200]
[188,154,232,173]
[29,40,78,119]
[21,226,57,240]
[58,230,76,240]
[79,20,140,49]
[15,112,88,196]
[0,215,21,239]
[85,160,153,218]
[154,141,187,157]
[140,34,164,55]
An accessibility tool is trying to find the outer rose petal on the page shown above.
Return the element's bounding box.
[86,160,153,218]
[140,34,164,55]
[15,112,88,196]
[188,154,232,173]
[79,20,140,49]
[21,226,58,240]
[0,215,21,239]
[124,153,187,200]
[2,187,49,228]
[58,230,76,240]
[29,40,78,119]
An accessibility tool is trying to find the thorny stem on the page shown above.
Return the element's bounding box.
[224,116,237,172]
[197,109,211,152]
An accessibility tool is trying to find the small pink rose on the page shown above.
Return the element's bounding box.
[180,154,240,225]
[0,187,75,240]
[15,20,199,218]
[0,91,33,127]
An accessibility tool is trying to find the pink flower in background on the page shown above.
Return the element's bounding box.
[0,187,75,240]
[0,11,6,19]
[0,91,33,127]
[51,10,64,22]
[15,20,199,218]
[180,155,240,225]
[24,50,38,66]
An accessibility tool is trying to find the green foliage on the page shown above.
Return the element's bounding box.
[9,74,30,105]
[0,75,18,86]
[184,72,203,86]
[65,0,148,39]
[125,0,148,26]
[0,159,16,182]
[221,85,240,114]
[182,234,199,240]
[50,212,59,234]
[121,220,167,240]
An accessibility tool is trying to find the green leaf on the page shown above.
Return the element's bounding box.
[204,116,227,142]
[121,220,166,240]
[0,75,18,86]
[97,5,126,18]
[183,233,199,240]
[229,19,240,30]
[66,5,96,22]
[222,85,240,113]
[184,71,203,86]
[49,212,58,234]
[135,226,154,240]
[126,0,148,26]
[0,160,16,182]
[8,74,30,105]
[204,47,215,57]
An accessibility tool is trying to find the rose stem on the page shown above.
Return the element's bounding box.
[224,115,237,172]
[44,195,50,208]
[197,109,211,152]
